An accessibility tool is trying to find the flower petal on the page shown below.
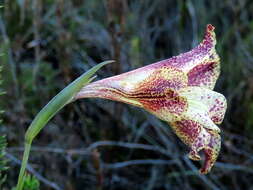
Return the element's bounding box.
[170,119,221,174]
[179,86,227,125]
[151,24,220,90]
[199,130,221,174]
[187,60,220,89]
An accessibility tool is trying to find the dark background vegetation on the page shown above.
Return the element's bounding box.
[1,0,253,189]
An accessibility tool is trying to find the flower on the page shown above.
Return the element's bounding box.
[75,24,227,174]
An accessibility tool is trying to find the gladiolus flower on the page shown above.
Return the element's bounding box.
[75,24,227,174]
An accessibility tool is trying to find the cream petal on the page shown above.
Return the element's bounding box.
[179,86,227,125]
[182,107,220,132]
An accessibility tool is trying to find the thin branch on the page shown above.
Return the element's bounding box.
[5,153,62,190]
[8,146,90,156]
[103,159,177,169]
[8,140,173,157]
[85,141,173,157]
[215,162,253,174]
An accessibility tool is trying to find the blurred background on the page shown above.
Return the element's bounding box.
[1,0,253,189]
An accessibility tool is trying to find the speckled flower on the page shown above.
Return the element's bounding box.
[75,24,227,174]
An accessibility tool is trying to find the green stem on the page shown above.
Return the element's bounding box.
[16,61,113,190]
[16,143,31,190]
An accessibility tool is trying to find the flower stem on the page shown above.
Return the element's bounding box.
[16,143,31,190]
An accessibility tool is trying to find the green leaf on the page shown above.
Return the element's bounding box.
[25,60,113,143]
[16,60,113,190]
